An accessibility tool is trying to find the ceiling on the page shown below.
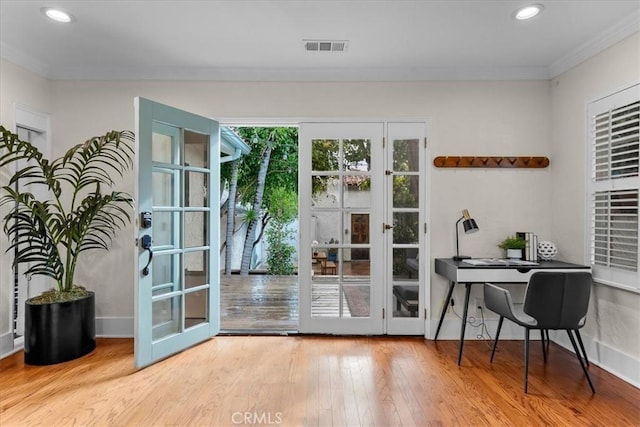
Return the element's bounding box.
[1,0,639,81]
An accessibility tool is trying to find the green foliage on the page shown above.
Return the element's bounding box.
[498,235,527,250]
[265,223,296,275]
[264,187,297,275]
[223,127,298,208]
[266,187,297,224]
[0,126,134,297]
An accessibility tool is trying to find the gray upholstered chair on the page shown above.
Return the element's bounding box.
[483,271,594,393]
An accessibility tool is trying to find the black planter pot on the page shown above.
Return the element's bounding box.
[24,291,96,365]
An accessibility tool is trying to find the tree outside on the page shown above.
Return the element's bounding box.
[220,127,298,275]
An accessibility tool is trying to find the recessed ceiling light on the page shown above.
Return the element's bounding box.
[513,4,544,20]
[41,7,74,23]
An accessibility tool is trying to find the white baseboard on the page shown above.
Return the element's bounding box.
[551,331,640,388]
[96,317,134,337]
[0,331,20,359]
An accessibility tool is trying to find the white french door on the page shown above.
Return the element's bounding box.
[135,98,220,368]
[385,122,427,335]
[299,121,428,335]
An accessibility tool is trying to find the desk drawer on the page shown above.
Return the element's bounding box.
[456,267,591,283]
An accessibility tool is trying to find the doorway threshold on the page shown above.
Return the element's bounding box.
[219,329,299,336]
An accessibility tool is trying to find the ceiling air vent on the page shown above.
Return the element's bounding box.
[304,40,348,52]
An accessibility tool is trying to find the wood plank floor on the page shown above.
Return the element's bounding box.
[1,337,638,426]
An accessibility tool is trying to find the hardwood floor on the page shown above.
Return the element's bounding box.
[1,337,638,426]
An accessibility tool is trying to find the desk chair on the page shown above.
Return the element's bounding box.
[483,271,594,393]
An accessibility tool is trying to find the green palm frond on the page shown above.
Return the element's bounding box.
[0,125,134,293]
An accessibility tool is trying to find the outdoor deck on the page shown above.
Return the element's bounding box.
[220,261,375,331]
[220,274,299,331]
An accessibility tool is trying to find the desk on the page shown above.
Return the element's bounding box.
[312,252,337,275]
[434,258,590,365]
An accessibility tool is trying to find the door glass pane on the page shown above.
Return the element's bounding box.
[185,289,208,328]
[184,212,208,247]
[186,171,209,207]
[393,246,420,318]
[153,211,178,248]
[393,175,419,208]
[393,139,419,172]
[392,285,419,318]
[312,175,340,207]
[312,139,339,171]
[343,285,370,317]
[344,176,371,208]
[393,212,419,244]
[313,212,341,246]
[343,139,370,171]
[185,251,208,285]
[152,132,176,164]
[184,130,209,168]
[153,170,178,207]
[311,283,340,317]
[393,248,419,281]
[152,295,182,340]
[343,248,370,282]
[152,253,180,296]
[312,248,338,277]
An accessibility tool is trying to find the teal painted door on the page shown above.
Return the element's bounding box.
[134,98,220,368]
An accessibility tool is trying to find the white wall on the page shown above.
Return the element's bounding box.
[549,32,639,384]
[0,60,52,352]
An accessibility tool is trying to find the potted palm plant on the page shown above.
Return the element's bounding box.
[0,126,134,365]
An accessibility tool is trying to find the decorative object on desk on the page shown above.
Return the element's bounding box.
[537,241,558,260]
[453,209,479,261]
[498,235,527,259]
[312,240,319,256]
[433,156,549,168]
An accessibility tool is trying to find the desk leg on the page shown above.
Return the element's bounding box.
[457,283,472,366]
[434,280,456,340]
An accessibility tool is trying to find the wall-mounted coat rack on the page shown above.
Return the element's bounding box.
[433,156,549,168]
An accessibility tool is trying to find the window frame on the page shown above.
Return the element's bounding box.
[585,83,640,292]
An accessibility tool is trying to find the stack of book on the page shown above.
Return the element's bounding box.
[516,232,538,261]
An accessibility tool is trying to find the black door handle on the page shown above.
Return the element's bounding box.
[141,235,153,276]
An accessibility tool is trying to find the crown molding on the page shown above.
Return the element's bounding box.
[42,65,551,82]
[548,10,640,79]
[0,42,50,78]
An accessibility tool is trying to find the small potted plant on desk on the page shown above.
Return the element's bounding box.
[0,126,134,365]
[498,235,527,260]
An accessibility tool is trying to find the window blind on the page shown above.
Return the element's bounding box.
[588,85,640,289]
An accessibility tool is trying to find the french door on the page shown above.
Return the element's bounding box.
[135,98,220,368]
[299,121,427,335]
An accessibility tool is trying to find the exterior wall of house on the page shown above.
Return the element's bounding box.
[549,32,640,383]
[0,59,52,353]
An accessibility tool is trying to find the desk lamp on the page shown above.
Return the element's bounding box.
[453,209,479,261]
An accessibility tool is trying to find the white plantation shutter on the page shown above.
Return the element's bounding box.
[587,84,640,290]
